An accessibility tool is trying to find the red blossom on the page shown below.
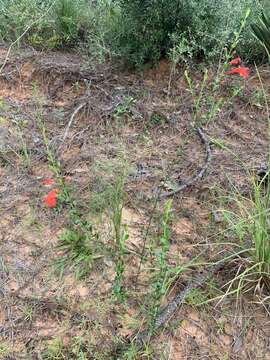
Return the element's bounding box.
[42,178,55,186]
[43,188,59,208]
[229,57,241,66]
[225,67,250,79]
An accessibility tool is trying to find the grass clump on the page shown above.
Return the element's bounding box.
[252,11,270,59]
[58,223,98,279]
[221,176,270,296]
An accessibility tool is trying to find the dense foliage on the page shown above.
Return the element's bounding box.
[252,12,270,57]
[115,0,267,65]
[0,0,269,65]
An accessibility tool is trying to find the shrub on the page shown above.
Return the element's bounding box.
[0,0,268,64]
[176,0,265,61]
[0,0,92,48]
[113,0,186,66]
[0,0,47,42]
[110,0,267,66]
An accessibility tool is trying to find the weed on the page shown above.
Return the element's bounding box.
[88,185,114,216]
[110,173,128,302]
[251,11,270,59]
[113,96,136,119]
[0,98,9,112]
[184,288,209,308]
[113,223,129,302]
[216,319,226,334]
[22,304,34,322]
[148,200,172,331]
[57,224,99,279]
[42,337,64,360]
[148,112,167,129]
[66,336,90,359]
[55,0,81,43]
[221,178,270,295]
[17,130,32,169]
[121,341,155,360]
[0,341,11,357]
[249,88,268,109]
[185,67,209,125]
[176,146,184,157]
[23,207,39,227]
[184,8,251,126]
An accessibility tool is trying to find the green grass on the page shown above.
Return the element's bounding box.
[57,224,99,279]
[148,200,172,331]
[110,174,129,302]
[221,177,270,296]
[251,11,270,59]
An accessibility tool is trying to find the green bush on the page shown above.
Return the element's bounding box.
[0,0,92,48]
[0,0,269,64]
[110,0,267,66]
[0,0,46,42]
[113,0,185,66]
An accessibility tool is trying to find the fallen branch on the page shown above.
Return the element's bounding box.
[132,259,226,349]
[58,102,87,152]
[161,127,212,198]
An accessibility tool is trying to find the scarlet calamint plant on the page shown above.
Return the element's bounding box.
[43,188,59,208]
[38,117,98,278]
[225,66,250,79]
[184,9,251,126]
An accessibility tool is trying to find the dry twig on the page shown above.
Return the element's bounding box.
[161,127,212,197]
[58,102,87,152]
[132,259,226,349]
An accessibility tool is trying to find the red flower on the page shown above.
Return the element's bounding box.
[225,67,250,79]
[229,57,241,66]
[43,188,59,208]
[42,178,55,186]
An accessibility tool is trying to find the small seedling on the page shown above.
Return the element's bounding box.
[0,341,11,357]
[113,96,136,118]
[148,112,167,128]
[42,337,64,360]
[22,304,34,322]
[176,147,183,157]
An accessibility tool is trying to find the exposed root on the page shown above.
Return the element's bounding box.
[161,127,212,198]
[36,57,112,84]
